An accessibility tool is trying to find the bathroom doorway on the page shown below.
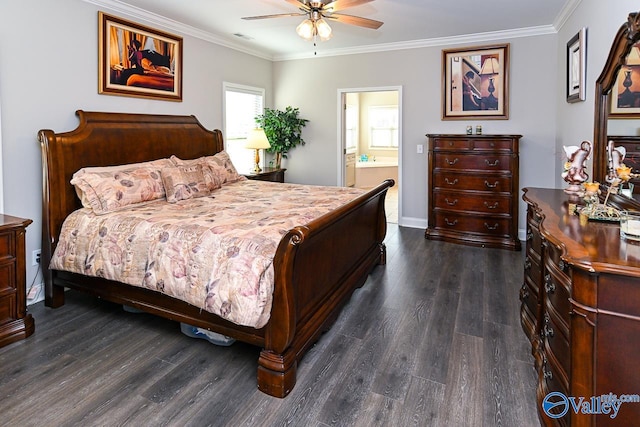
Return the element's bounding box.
[338,87,402,223]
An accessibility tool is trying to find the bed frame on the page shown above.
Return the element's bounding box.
[38,110,393,398]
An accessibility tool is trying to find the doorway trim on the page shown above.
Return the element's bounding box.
[337,85,403,224]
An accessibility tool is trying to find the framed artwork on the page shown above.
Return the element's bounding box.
[442,43,509,120]
[98,12,183,101]
[567,28,587,103]
[610,42,640,117]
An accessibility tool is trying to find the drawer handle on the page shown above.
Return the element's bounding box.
[444,198,458,206]
[527,231,533,241]
[558,260,566,271]
[544,324,555,338]
[545,281,556,294]
[484,180,499,188]
[445,158,459,166]
[544,312,550,324]
[485,159,500,167]
[484,201,499,209]
[524,257,531,270]
[520,285,529,300]
[444,218,458,226]
[445,178,459,186]
[484,222,499,230]
[543,369,553,380]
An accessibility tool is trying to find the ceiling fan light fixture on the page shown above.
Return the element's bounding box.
[316,18,332,41]
[296,19,315,41]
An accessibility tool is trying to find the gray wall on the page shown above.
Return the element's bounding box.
[555,0,640,187]
[273,35,559,228]
[0,0,272,301]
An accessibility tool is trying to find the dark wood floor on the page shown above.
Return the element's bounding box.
[0,224,539,426]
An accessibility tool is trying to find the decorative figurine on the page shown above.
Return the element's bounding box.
[606,140,627,184]
[562,140,591,195]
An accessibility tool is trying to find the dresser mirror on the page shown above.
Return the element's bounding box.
[593,11,640,210]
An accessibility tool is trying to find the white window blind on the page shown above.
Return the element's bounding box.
[369,105,398,149]
[223,83,265,172]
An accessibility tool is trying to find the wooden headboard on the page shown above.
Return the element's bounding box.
[38,110,224,277]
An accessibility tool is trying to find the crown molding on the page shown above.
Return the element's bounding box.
[274,25,558,61]
[81,0,273,60]
[553,0,582,31]
[84,0,566,63]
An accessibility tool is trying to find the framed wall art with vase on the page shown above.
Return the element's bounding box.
[442,43,509,120]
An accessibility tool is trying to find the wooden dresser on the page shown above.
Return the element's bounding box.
[425,134,521,250]
[0,215,33,348]
[522,188,640,426]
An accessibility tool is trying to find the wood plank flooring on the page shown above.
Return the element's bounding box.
[0,224,539,426]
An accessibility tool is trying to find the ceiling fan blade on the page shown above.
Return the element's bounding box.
[242,12,306,20]
[285,0,311,11]
[328,13,383,29]
[324,0,374,13]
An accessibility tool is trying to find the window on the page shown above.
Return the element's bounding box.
[369,106,398,149]
[223,83,265,172]
[345,104,358,151]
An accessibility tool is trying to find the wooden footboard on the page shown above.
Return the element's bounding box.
[38,110,393,398]
[258,179,393,397]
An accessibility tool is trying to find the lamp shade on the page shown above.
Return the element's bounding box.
[296,19,315,41]
[245,128,271,149]
[315,18,332,41]
[480,57,500,75]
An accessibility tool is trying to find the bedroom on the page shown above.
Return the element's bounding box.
[1,0,639,425]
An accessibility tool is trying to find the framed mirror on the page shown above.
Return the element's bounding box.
[593,11,640,209]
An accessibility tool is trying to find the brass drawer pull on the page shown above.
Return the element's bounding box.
[444,218,458,226]
[445,158,459,166]
[558,260,566,271]
[543,369,553,380]
[484,222,499,230]
[485,159,500,167]
[521,286,529,300]
[524,257,531,270]
[444,198,458,206]
[445,178,459,186]
[527,231,533,241]
[484,201,499,209]
[484,180,499,188]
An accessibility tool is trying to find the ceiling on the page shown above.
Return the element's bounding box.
[98,0,575,60]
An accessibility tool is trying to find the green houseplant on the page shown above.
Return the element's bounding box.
[255,106,308,169]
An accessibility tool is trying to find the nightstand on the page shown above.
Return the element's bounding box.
[243,167,286,183]
[0,215,33,348]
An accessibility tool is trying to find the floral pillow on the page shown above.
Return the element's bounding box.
[71,159,172,215]
[170,151,246,185]
[161,164,219,203]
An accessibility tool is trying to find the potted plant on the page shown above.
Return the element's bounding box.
[255,106,308,169]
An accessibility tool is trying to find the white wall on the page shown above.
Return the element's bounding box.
[555,0,640,187]
[273,35,558,229]
[0,0,272,303]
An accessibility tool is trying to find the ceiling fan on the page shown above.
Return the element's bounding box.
[242,0,383,43]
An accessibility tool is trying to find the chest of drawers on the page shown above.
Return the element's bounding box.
[522,188,640,426]
[0,215,33,348]
[425,134,521,250]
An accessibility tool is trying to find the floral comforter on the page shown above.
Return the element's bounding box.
[50,180,366,328]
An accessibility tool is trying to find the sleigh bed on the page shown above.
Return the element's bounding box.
[38,110,393,398]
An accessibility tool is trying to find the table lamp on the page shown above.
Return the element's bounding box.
[245,128,271,173]
[480,57,500,109]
